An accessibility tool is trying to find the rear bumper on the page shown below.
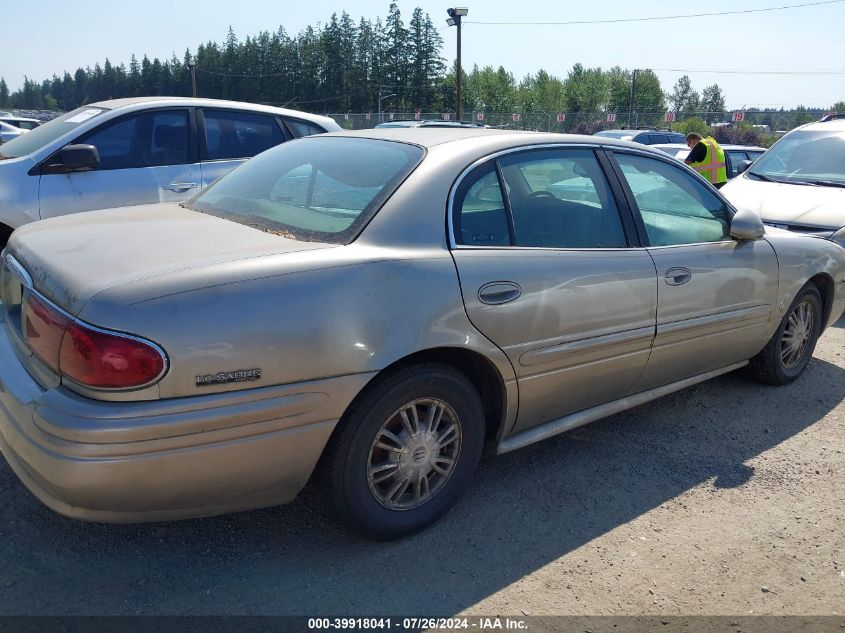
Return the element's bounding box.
[0,317,374,523]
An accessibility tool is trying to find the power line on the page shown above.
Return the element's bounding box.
[651,67,845,75]
[465,0,844,26]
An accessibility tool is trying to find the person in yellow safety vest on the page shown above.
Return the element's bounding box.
[684,132,728,189]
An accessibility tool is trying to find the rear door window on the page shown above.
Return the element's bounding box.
[201,109,285,161]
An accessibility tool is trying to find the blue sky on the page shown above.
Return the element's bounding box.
[3,0,843,109]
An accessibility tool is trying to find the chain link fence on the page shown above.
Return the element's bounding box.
[326,110,828,133]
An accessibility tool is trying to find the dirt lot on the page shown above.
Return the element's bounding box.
[0,315,843,617]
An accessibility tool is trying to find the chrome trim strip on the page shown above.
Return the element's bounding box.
[519,325,655,367]
[5,254,33,289]
[4,255,169,392]
[446,142,602,250]
[497,360,748,454]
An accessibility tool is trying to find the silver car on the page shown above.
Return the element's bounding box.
[0,97,341,248]
[1,129,844,539]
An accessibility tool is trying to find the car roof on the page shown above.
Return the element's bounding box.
[85,96,338,126]
[319,127,671,152]
[0,116,40,123]
[651,142,766,151]
[798,118,845,132]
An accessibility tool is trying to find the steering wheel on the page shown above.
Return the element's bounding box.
[527,190,557,199]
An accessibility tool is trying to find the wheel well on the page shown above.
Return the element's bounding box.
[365,348,508,441]
[808,273,835,328]
[0,223,13,250]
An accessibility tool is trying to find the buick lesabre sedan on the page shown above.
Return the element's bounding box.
[1,129,844,540]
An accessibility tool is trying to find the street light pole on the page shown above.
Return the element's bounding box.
[378,87,396,124]
[446,7,468,122]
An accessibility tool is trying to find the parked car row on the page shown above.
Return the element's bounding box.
[651,143,767,179]
[1,104,844,539]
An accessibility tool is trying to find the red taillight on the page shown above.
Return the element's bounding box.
[24,291,166,390]
[25,293,70,372]
[59,321,166,389]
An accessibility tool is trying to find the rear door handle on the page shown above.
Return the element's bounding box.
[478,281,522,305]
[163,182,198,193]
[664,267,692,286]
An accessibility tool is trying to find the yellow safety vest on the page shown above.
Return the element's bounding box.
[689,137,727,185]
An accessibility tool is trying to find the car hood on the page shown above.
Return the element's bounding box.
[6,203,334,315]
[722,175,845,233]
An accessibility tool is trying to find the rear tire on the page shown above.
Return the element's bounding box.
[323,363,484,540]
[747,283,822,385]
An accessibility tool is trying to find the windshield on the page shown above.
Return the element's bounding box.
[0,106,109,159]
[749,129,845,185]
[186,136,424,244]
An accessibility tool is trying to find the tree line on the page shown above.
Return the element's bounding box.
[0,2,841,125]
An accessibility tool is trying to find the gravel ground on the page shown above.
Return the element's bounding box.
[0,315,843,616]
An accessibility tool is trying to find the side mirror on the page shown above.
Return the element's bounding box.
[730,207,765,240]
[736,159,753,175]
[59,144,100,171]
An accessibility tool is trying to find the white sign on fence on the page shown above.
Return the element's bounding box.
[512,113,521,122]
[442,112,451,121]
[556,113,566,122]
[476,112,485,121]
[607,113,617,123]
[365,112,371,120]
[732,111,745,122]
[664,111,675,123]
[415,109,421,120]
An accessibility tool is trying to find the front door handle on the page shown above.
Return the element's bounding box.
[163,182,198,193]
[478,281,522,305]
[664,267,692,286]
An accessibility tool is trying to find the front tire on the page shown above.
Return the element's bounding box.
[324,363,484,540]
[748,283,823,385]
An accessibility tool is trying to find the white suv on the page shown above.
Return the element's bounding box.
[0,97,341,247]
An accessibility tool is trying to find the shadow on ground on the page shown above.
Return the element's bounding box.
[1,355,844,615]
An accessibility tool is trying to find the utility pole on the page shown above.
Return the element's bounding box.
[628,68,639,127]
[446,7,468,122]
[187,63,197,98]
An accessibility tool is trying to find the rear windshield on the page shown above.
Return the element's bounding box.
[186,136,423,243]
[0,107,109,158]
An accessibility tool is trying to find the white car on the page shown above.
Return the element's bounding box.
[0,121,27,144]
[0,97,341,247]
[721,116,845,248]
[0,116,42,131]
[651,143,767,179]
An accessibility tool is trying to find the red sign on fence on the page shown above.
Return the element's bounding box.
[512,113,521,122]
[732,111,745,122]
[556,113,566,122]
[476,112,485,121]
[664,111,675,123]
[607,113,617,123]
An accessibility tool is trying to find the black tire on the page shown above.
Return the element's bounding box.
[747,283,823,385]
[323,362,484,540]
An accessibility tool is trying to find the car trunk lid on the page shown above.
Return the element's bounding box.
[3,202,334,317]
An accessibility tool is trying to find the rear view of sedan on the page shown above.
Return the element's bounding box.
[1,129,844,540]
